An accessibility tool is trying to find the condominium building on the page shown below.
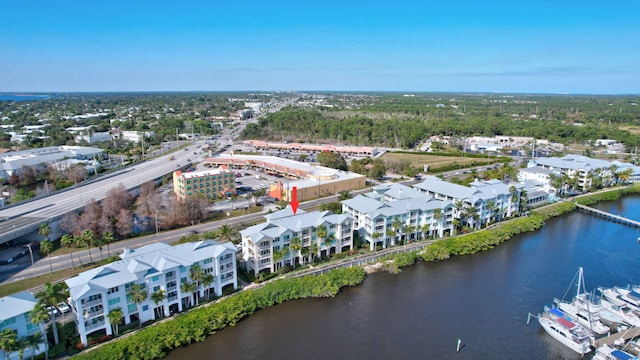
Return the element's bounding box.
[66,240,237,346]
[413,176,524,226]
[172,168,236,200]
[0,292,46,360]
[240,207,354,274]
[342,183,455,250]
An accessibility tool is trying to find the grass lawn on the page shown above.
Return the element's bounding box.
[0,266,95,298]
[381,152,496,169]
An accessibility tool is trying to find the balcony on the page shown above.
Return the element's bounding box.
[167,285,177,292]
[84,320,106,332]
[83,308,104,320]
[82,298,103,308]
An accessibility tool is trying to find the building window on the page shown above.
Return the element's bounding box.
[204,258,213,264]
[108,298,121,306]
[127,303,137,313]
[153,286,160,292]
[151,275,160,282]
[142,305,149,311]
[107,286,119,294]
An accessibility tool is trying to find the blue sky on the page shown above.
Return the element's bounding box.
[1,1,639,93]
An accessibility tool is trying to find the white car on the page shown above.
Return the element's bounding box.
[46,306,60,317]
[57,302,71,313]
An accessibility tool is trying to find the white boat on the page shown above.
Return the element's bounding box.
[606,287,640,313]
[554,267,613,336]
[555,298,612,336]
[538,306,593,355]
[574,292,630,330]
[597,289,640,327]
[593,344,638,360]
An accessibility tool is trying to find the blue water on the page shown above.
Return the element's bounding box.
[164,196,640,360]
[0,95,51,102]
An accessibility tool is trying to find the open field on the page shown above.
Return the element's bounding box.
[381,152,497,169]
[619,126,640,135]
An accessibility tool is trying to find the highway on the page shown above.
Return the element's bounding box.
[0,142,202,245]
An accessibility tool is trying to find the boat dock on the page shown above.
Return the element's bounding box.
[593,327,640,348]
[575,203,640,229]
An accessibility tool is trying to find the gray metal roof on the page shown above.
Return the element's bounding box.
[0,291,38,321]
[66,240,235,300]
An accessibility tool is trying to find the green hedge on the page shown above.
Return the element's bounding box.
[72,267,365,360]
[420,201,576,262]
[577,185,640,206]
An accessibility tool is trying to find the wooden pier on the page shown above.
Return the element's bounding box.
[575,203,640,229]
[593,326,640,348]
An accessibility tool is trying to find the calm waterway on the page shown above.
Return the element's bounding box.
[165,196,640,360]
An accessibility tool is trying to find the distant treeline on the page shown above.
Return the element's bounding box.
[242,93,640,149]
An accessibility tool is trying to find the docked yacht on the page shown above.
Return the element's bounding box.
[538,306,593,355]
[597,289,640,327]
[555,298,612,336]
[593,344,638,360]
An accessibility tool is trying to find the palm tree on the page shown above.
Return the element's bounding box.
[518,189,529,215]
[619,168,633,184]
[38,223,51,242]
[40,239,54,275]
[102,231,114,258]
[35,282,68,345]
[126,283,148,329]
[22,333,43,360]
[107,308,124,336]
[384,228,394,248]
[93,236,106,261]
[180,281,197,310]
[151,289,166,319]
[485,200,496,226]
[289,237,302,269]
[217,224,233,243]
[189,264,205,306]
[371,232,381,250]
[323,233,334,257]
[310,243,319,263]
[315,225,327,251]
[81,230,95,264]
[433,208,443,235]
[73,235,86,266]
[29,304,49,360]
[60,234,75,269]
[337,191,352,201]
[391,217,402,245]
[272,247,287,272]
[300,245,310,265]
[0,328,18,360]
[401,224,412,243]
[201,274,215,300]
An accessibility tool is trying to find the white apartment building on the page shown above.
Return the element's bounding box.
[413,176,524,227]
[529,154,617,192]
[342,183,455,250]
[240,207,354,274]
[0,292,46,360]
[120,130,154,144]
[0,146,105,179]
[66,240,237,346]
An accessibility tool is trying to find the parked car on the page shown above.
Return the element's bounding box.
[46,306,60,317]
[57,302,71,314]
